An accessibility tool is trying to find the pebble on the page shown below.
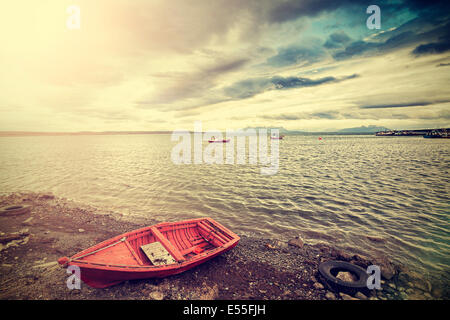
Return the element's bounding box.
[355,292,367,300]
[1,264,13,268]
[431,287,443,298]
[149,291,164,300]
[313,282,324,290]
[325,291,336,300]
[288,236,304,248]
[407,292,425,300]
[22,217,34,225]
[376,258,397,280]
[339,293,359,300]
[336,271,356,282]
[423,292,432,299]
[78,229,85,233]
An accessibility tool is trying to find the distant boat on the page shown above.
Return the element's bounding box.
[208,139,230,143]
[270,135,285,140]
[58,218,239,288]
[423,130,449,139]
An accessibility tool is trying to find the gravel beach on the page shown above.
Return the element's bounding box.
[0,192,446,300]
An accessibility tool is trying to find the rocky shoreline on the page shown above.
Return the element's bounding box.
[0,192,447,300]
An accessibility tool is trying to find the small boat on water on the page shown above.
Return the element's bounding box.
[270,135,285,140]
[58,218,239,288]
[208,139,230,143]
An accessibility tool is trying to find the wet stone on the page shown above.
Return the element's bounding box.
[313,282,324,290]
[288,236,304,249]
[325,291,336,300]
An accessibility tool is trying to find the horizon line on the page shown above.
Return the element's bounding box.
[0,127,449,137]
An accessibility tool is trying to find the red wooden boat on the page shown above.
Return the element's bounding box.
[58,217,239,288]
[208,139,230,143]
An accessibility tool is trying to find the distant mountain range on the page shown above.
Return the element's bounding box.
[337,125,391,133]
[245,125,391,134]
[0,125,392,137]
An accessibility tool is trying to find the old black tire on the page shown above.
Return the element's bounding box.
[319,260,369,295]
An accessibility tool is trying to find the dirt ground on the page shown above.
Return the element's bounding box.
[0,192,446,300]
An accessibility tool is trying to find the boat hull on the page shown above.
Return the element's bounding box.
[59,218,239,288]
[208,139,230,143]
[77,243,237,288]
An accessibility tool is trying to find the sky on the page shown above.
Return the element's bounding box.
[0,0,449,132]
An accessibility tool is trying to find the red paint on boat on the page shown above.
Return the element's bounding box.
[58,218,240,288]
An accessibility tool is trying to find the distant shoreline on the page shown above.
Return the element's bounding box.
[2,128,448,137]
[0,131,383,137]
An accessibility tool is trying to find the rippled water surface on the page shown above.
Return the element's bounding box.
[0,134,449,282]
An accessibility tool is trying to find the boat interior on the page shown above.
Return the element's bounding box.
[76,219,235,266]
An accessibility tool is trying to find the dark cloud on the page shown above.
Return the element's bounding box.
[262,114,302,121]
[324,39,342,49]
[268,0,367,24]
[271,76,335,89]
[266,44,326,67]
[361,102,433,109]
[333,41,377,60]
[411,19,450,56]
[360,100,450,109]
[333,21,450,60]
[412,39,450,56]
[311,112,339,119]
[330,5,450,60]
[204,58,250,74]
[261,111,340,121]
[223,78,272,100]
[324,31,352,49]
[332,27,433,60]
[224,74,358,100]
[138,57,250,106]
[268,0,450,24]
